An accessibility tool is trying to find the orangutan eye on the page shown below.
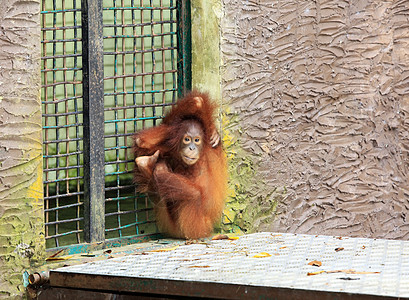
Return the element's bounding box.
[183,136,191,144]
[194,137,201,144]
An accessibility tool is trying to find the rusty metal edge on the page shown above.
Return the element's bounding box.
[49,271,402,300]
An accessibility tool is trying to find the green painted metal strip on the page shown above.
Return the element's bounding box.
[46,233,164,256]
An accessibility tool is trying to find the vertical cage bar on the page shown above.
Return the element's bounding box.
[177,0,191,97]
[140,1,147,129]
[150,0,157,126]
[170,0,177,102]
[72,0,82,245]
[82,0,105,243]
[52,0,61,246]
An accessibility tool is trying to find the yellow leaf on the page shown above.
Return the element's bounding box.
[252,252,272,258]
[149,245,179,252]
[228,236,240,240]
[46,255,73,261]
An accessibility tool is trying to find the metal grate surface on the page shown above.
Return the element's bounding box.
[53,232,409,298]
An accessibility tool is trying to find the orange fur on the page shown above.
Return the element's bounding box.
[133,91,227,239]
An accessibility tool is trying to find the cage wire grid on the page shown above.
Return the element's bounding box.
[41,0,178,249]
[42,0,84,248]
[102,0,178,240]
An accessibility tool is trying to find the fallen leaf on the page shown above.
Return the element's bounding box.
[362,245,366,249]
[326,269,354,274]
[46,249,64,260]
[343,270,380,275]
[308,260,322,267]
[338,277,360,280]
[307,271,325,276]
[307,269,380,276]
[228,236,240,240]
[252,252,272,258]
[179,258,201,262]
[104,249,112,254]
[81,254,96,257]
[46,255,73,261]
[188,265,210,268]
[212,234,229,240]
[335,247,344,252]
[279,246,287,249]
[149,245,179,252]
[336,236,343,240]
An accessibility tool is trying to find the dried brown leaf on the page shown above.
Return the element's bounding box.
[46,249,64,260]
[307,271,325,276]
[308,269,380,276]
[212,234,229,240]
[308,260,322,267]
[335,247,344,252]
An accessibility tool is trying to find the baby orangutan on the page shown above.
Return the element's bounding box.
[133,91,227,239]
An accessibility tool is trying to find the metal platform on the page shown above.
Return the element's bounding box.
[46,232,409,299]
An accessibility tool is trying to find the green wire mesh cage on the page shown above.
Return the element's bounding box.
[41,0,189,249]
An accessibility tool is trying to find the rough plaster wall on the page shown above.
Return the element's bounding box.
[221,0,409,239]
[0,0,44,298]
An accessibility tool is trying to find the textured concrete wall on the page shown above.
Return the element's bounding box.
[221,0,409,239]
[0,0,44,298]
